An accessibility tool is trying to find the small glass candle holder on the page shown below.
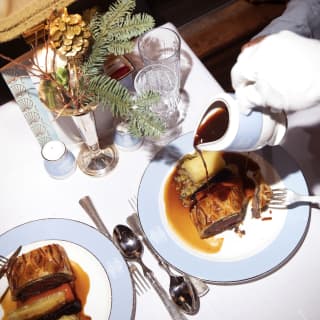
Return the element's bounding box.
[114,121,143,151]
[41,140,77,179]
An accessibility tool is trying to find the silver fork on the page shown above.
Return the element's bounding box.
[130,264,151,295]
[128,196,209,297]
[0,255,8,278]
[0,255,8,265]
[0,246,22,279]
[269,188,320,208]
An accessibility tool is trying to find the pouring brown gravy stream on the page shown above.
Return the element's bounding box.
[194,101,229,147]
[193,101,229,185]
[163,101,260,254]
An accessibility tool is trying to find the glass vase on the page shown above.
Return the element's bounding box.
[72,110,118,177]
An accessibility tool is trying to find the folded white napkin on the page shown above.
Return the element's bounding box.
[231,30,320,114]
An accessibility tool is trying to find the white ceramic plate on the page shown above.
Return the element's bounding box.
[0,218,134,319]
[138,132,310,283]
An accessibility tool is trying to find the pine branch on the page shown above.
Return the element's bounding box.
[89,13,103,40]
[102,0,136,29]
[127,91,164,137]
[135,90,160,107]
[81,44,112,76]
[85,74,132,116]
[57,0,160,137]
[83,0,154,77]
[104,40,135,55]
[107,14,155,41]
[84,75,164,137]
[127,106,164,137]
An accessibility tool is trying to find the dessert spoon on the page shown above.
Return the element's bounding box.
[113,224,188,320]
[127,213,201,314]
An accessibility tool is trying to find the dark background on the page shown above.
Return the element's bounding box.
[0,0,285,104]
[0,0,236,104]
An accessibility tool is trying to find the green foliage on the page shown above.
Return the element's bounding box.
[82,0,154,75]
[127,107,164,137]
[84,74,132,115]
[127,91,165,137]
[78,0,162,137]
[55,67,69,87]
[107,13,156,42]
[101,0,136,29]
[134,90,161,109]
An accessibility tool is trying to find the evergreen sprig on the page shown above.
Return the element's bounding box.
[83,0,154,75]
[101,0,136,28]
[128,92,165,137]
[128,108,164,137]
[78,0,163,137]
[108,14,156,42]
[85,74,132,116]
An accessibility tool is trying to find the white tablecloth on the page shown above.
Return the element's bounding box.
[1,24,320,320]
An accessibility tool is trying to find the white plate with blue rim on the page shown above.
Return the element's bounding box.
[0,218,134,319]
[137,132,310,283]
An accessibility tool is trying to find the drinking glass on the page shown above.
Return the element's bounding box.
[138,27,181,97]
[134,64,179,130]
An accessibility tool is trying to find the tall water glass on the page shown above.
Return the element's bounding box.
[134,64,179,130]
[138,27,181,98]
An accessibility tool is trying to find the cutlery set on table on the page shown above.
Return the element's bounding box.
[0,186,317,319]
[78,188,319,319]
[78,195,206,319]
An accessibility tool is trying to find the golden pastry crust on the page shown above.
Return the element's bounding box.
[7,244,74,301]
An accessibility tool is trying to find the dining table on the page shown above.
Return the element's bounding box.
[1,23,320,320]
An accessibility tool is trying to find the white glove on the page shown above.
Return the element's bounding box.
[231,30,320,114]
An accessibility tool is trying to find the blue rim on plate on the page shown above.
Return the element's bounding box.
[0,218,134,319]
[138,132,310,283]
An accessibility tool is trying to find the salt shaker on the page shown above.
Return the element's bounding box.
[41,140,77,179]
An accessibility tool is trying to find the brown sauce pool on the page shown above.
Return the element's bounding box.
[163,152,259,254]
[1,260,91,320]
[164,168,224,254]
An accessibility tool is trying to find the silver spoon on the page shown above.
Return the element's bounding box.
[113,224,188,320]
[127,213,201,314]
[164,263,200,315]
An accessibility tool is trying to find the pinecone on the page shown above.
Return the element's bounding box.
[49,8,91,58]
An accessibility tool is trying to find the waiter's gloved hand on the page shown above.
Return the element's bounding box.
[231,30,320,115]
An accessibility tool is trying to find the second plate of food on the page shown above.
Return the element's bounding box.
[0,218,134,319]
[137,132,310,283]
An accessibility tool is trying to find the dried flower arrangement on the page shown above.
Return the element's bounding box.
[0,0,164,137]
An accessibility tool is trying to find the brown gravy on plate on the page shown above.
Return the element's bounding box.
[163,167,224,254]
[163,152,260,254]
